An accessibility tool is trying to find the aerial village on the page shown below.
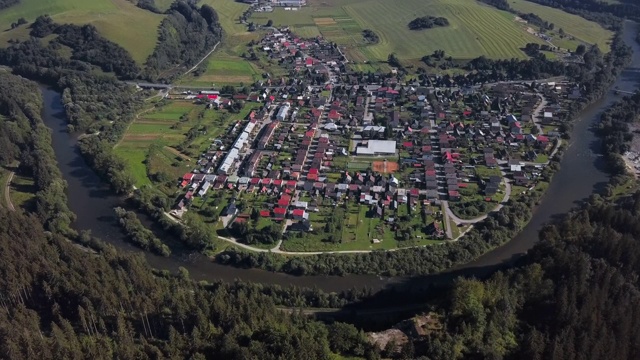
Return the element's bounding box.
[169,27,574,247]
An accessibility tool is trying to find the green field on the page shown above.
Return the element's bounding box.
[281,201,443,252]
[0,0,164,64]
[249,0,546,62]
[510,0,613,51]
[115,100,250,189]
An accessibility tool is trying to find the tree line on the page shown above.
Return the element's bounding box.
[142,1,222,82]
[0,0,18,11]
[29,15,140,79]
[395,192,640,359]
[0,73,75,236]
[408,16,449,30]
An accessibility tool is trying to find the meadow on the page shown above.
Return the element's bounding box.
[510,0,613,51]
[249,0,545,62]
[0,0,164,64]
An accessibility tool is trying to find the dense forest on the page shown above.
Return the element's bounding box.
[142,1,222,82]
[0,73,379,360]
[0,209,382,359]
[401,193,640,360]
[0,73,74,235]
[0,0,18,10]
[29,15,140,79]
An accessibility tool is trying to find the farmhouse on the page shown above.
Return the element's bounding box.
[356,140,397,156]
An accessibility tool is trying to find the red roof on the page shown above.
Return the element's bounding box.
[280,194,291,203]
[458,183,469,188]
[287,180,297,187]
[250,178,260,184]
[403,141,413,148]
[537,135,549,142]
[260,210,271,217]
[183,173,194,180]
[274,207,287,215]
[328,109,341,120]
[309,168,319,174]
[449,190,460,197]
[273,179,283,186]
[292,209,305,216]
[307,173,318,181]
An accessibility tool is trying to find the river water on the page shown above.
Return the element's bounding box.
[42,21,640,292]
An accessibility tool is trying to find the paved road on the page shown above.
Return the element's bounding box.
[443,177,512,225]
[5,171,15,212]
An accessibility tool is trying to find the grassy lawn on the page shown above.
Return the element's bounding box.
[475,165,502,180]
[0,0,165,64]
[534,154,549,163]
[510,0,613,51]
[281,201,444,252]
[9,172,36,211]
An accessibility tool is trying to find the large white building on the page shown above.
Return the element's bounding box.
[276,102,291,121]
[356,140,397,156]
[271,0,306,6]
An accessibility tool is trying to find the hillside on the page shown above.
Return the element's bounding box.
[0,0,164,64]
[247,0,610,63]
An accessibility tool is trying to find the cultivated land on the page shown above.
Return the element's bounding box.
[115,100,251,189]
[510,0,614,51]
[250,0,544,61]
[0,0,164,64]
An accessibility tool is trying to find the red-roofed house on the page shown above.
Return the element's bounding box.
[260,210,271,217]
[291,209,306,220]
[274,207,287,219]
[328,109,341,120]
[403,141,413,149]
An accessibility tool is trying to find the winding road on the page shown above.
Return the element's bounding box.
[443,177,512,225]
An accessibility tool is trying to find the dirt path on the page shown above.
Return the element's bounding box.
[5,171,15,212]
[183,42,220,77]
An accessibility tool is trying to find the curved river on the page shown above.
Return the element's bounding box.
[42,21,640,292]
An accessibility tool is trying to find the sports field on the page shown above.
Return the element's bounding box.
[509,0,613,51]
[0,0,164,64]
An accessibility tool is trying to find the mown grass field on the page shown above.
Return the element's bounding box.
[115,100,250,188]
[249,0,545,61]
[510,0,613,51]
[0,0,164,64]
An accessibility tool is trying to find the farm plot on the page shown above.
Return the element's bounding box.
[115,101,242,188]
[0,0,165,64]
[344,0,542,61]
[197,57,261,86]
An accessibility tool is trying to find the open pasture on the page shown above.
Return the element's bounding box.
[0,0,164,64]
[509,0,613,51]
